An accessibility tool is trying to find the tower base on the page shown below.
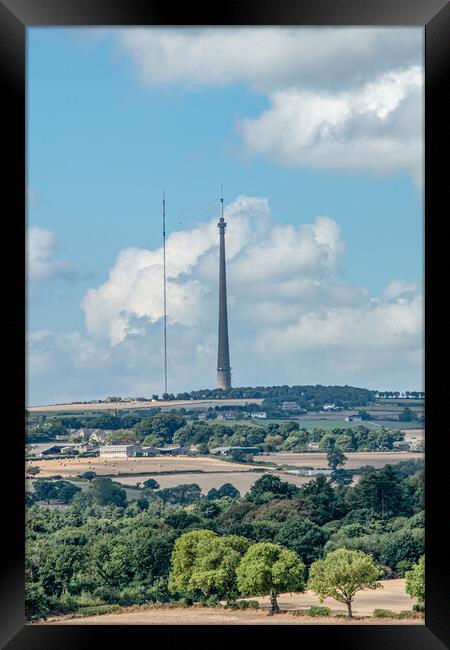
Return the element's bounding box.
[217,369,231,391]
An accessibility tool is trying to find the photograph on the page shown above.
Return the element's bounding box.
[23,24,430,628]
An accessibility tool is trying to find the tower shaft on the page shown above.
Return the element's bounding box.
[217,196,231,391]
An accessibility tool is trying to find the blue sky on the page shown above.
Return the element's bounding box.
[27,28,424,404]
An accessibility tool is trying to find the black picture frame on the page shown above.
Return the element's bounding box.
[2,1,448,647]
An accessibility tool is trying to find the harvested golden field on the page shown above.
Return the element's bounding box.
[28,398,263,413]
[114,471,310,494]
[26,455,273,479]
[246,579,415,616]
[262,451,424,470]
[41,580,421,625]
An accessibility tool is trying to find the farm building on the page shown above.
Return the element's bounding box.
[154,446,190,456]
[33,445,62,457]
[287,468,333,477]
[99,445,138,458]
[28,443,95,458]
[138,446,191,457]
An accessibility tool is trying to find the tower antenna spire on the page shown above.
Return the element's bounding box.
[163,190,168,396]
[217,184,232,391]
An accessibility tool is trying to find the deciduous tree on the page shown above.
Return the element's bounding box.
[236,542,305,614]
[405,555,425,607]
[307,548,382,617]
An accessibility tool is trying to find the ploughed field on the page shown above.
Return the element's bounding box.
[262,451,424,470]
[40,580,420,625]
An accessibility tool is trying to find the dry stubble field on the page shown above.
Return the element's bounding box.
[263,451,424,469]
[26,451,423,495]
[26,455,271,478]
[114,471,310,493]
[40,580,421,625]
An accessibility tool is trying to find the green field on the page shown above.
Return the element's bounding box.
[227,418,416,431]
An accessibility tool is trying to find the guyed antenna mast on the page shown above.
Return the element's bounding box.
[163,191,168,395]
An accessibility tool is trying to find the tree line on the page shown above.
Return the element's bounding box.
[27,411,408,454]
[26,460,424,620]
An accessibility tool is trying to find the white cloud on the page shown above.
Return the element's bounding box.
[239,66,423,178]
[115,27,421,93]
[27,196,423,405]
[27,195,420,403]
[82,196,272,345]
[112,27,423,183]
[27,226,75,283]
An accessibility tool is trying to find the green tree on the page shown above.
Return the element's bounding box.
[229,449,250,463]
[142,434,165,447]
[236,542,305,614]
[134,413,186,444]
[143,478,160,490]
[26,465,41,476]
[331,468,353,486]
[33,479,80,504]
[398,407,416,422]
[80,471,96,482]
[326,449,347,470]
[217,483,240,499]
[405,555,425,607]
[274,517,328,566]
[299,476,345,524]
[105,429,137,445]
[89,477,127,507]
[307,548,382,617]
[247,474,297,503]
[319,434,336,451]
[25,582,50,620]
[206,488,220,501]
[168,530,250,604]
[350,465,405,517]
[157,484,202,505]
[193,500,221,520]
[91,536,135,588]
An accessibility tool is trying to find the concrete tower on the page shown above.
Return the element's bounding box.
[217,191,232,391]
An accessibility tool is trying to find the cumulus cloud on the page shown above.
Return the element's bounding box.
[27,226,76,283]
[239,66,423,178]
[27,197,423,405]
[112,27,423,183]
[82,197,354,347]
[27,195,418,404]
[115,27,421,93]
